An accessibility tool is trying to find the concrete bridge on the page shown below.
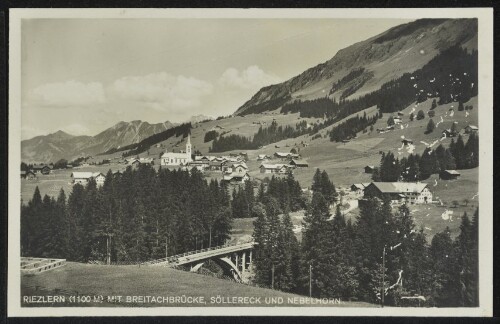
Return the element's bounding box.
[143,241,255,282]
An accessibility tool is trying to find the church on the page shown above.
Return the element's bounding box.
[160,134,192,166]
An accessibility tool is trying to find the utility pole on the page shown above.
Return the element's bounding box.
[381,246,386,308]
[271,264,275,289]
[165,236,168,259]
[309,264,312,298]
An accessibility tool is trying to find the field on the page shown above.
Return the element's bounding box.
[21,262,375,308]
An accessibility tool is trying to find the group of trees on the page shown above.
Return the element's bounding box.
[373,133,479,182]
[204,130,219,143]
[231,172,306,219]
[252,169,479,307]
[329,112,379,142]
[21,165,232,263]
[209,120,310,153]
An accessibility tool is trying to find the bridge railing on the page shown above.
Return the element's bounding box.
[142,240,254,266]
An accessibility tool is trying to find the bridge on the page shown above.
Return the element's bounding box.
[143,241,255,282]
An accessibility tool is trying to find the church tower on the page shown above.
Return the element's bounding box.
[186,133,192,162]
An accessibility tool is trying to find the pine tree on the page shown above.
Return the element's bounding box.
[426,118,435,133]
[452,212,478,306]
[429,227,456,306]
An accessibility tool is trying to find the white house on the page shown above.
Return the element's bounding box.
[259,163,289,174]
[71,172,106,186]
[161,134,192,166]
[364,182,433,205]
[222,172,250,184]
[225,162,248,175]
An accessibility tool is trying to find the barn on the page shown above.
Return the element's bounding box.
[439,170,461,180]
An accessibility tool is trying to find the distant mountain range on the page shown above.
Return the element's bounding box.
[21,120,176,163]
[234,19,477,116]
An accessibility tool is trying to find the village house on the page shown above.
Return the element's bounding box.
[190,160,209,170]
[161,134,192,166]
[465,125,478,134]
[222,172,250,185]
[289,159,309,168]
[364,165,375,174]
[225,162,248,175]
[208,160,224,171]
[259,163,289,174]
[364,182,433,205]
[439,169,461,180]
[402,139,413,146]
[32,165,51,175]
[21,170,36,180]
[350,183,370,195]
[71,172,106,186]
[257,154,272,161]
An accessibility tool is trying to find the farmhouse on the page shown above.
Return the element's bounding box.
[225,163,248,175]
[161,134,192,166]
[260,164,289,174]
[257,154,271,161]
[208,160,224,171]
[364,182,433,205]
[465,125,478,134]
[71,172,106,186]
[32,165,51,175]
[21,170,36,180]
[402,139,413,146]
[222,172,250,184]
[364,165,375,174]
[289,159,309,168]
[350,183,370,195]
[439,170,461,180]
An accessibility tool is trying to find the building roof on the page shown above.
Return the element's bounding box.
[466,125,478,130]
[223,172,249,181]
[230,163,248,169]
[161,151,190,158]
[290,159,309,166]
[365,165,375,169]
[260,163,288,170]
[71,172,94,179]
[369,182,428,194]
[71,172,105,179]
[443,170,461,175]
[209,160,223,166]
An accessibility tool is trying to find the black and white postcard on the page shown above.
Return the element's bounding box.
[7,8,493,317]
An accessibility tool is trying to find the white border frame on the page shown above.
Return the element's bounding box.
[8,8,494,317]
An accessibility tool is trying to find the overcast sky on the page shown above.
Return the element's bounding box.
[21,18,411,139]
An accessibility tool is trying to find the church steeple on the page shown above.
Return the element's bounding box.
[186,133,192,161]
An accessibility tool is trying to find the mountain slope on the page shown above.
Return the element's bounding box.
[234,18,477,116]
[21,120,176,163]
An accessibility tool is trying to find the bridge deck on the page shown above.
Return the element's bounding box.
[144,242,254,267]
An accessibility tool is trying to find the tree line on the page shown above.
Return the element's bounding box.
[231,172,309,219]
[21,165,232,263]
[209,120,311,153]
[252,169,479,307]
[373,133,479,182]
[280,46,477,119]
[329,112,379,142]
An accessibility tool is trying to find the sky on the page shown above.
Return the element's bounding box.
[21,18,411,139]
